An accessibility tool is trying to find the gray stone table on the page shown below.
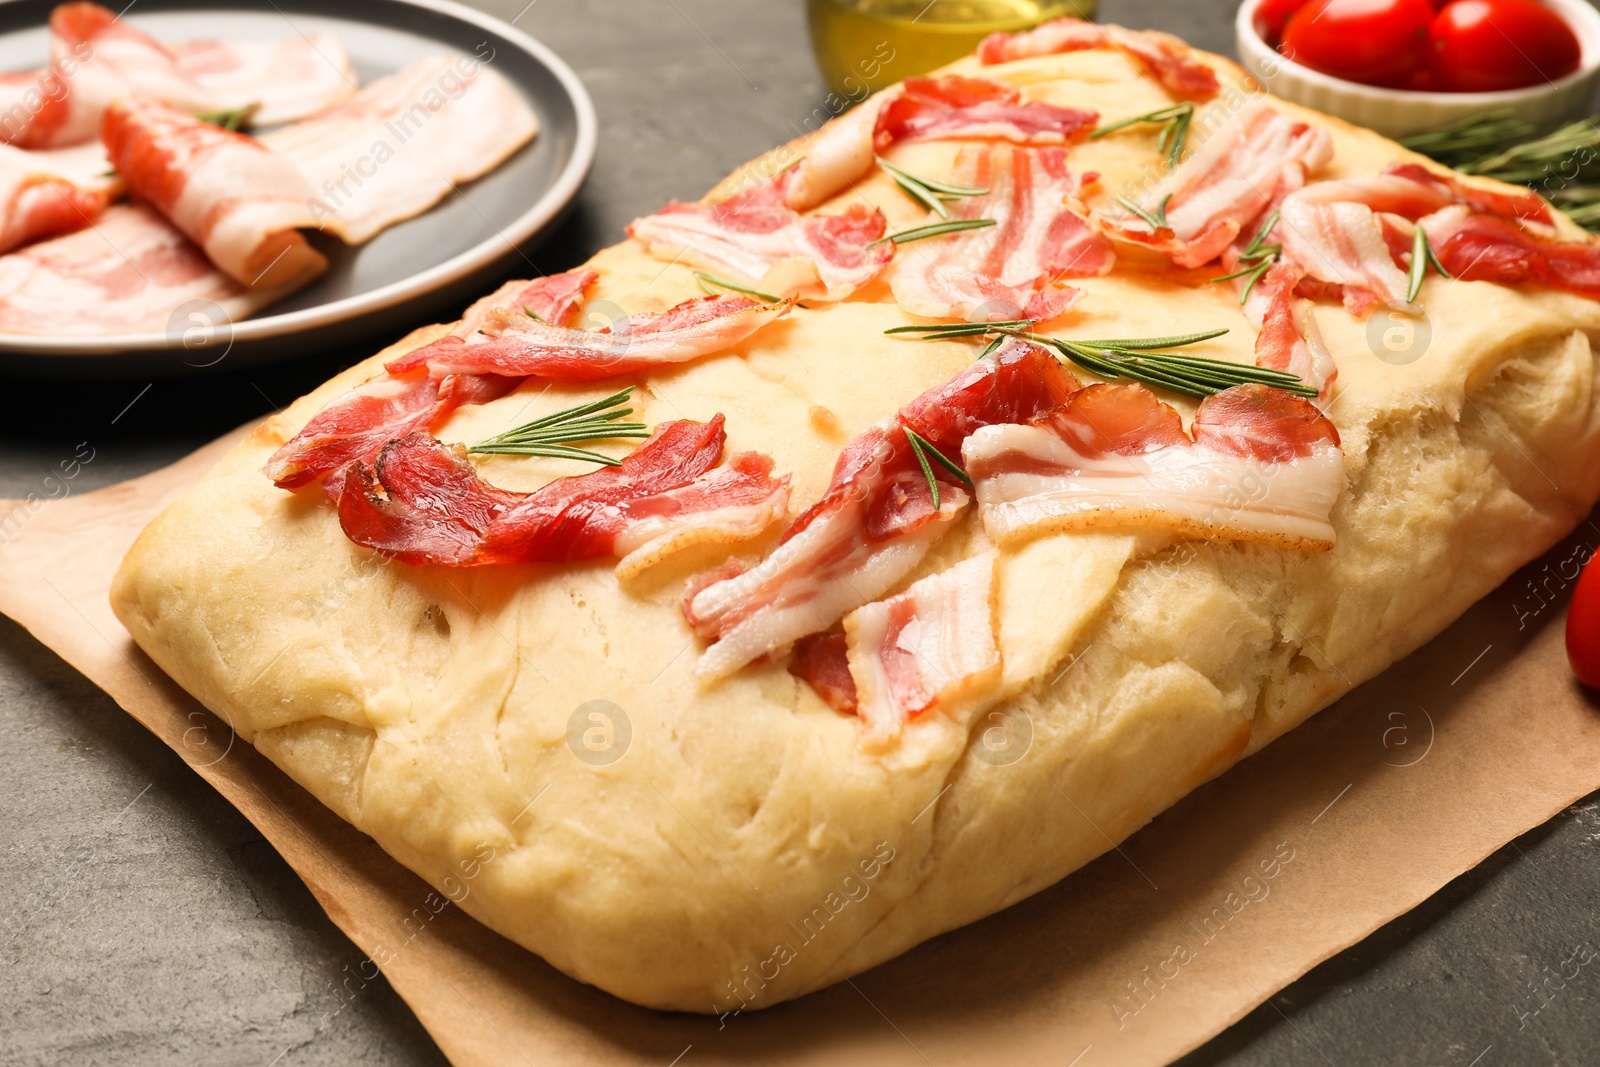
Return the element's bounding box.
[2,0,1597,1063]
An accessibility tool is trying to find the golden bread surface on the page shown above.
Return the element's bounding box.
[112,43,1600,1010]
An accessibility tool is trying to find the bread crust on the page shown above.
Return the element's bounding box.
[112,45,1600,1011]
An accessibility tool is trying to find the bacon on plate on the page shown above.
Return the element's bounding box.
[0,141,117,252]
[168,33,357,125]
[0,202,301,335]
[101,95,326,289]
[0,3,215,150]
[844,552,1002,750]
[686,339,1077,679]
[628,172,893,301]
[337,416,788,573]
[963,382,1343,549]
[887,144,1112,323]
[977,17,1221,100]
[261,55,538,244]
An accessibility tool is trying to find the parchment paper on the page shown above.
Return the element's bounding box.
[1,430,1597,1067]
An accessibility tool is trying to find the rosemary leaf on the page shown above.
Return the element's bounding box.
[876,218,997,246]
[905,428,941,510]
[694,271,782,303]
[1091,103,1194,170]
[522,304,545,322]
[196,104,258,132]
[907,427,974,488]
[884,318,1034,337]
[1115,194,1173,231]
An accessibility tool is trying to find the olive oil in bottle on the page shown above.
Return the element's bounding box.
[806,0,1097,98]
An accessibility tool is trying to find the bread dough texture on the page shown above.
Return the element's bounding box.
[111,45,1600,1011]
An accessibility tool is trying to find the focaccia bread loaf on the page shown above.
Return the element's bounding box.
[111,33,1600,1012]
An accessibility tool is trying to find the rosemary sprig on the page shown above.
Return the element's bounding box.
[694,270,781,302]
[884,317,1034,338]
[469,387,650,466]
[904,426,973,510]
[1116,193,1173,232]
[875,217,997,246]
[1091,103,1195,171]
[196,104,258,132]
[1404,227,1451,303]
[1209,210,1282,303]
[885,322,1318,399]
[877,157,988,219]
[1401,110,1600,232]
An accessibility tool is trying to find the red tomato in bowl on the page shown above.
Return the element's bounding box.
[1427,0,1583,92]
[1567,552,1600,689]
[1254,0,1316,45]
[1281,0,1438,87]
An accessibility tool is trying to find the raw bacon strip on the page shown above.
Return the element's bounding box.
[782,74,1098,211]
[0,202,302,335]
[1102,100,1332,269]
[450,268,598,343]
[385,293,794,381]
[628,174,893,301]
[789,631,858,713]
[1243,259,1337,397]
[265,371,446,491]
[2,3,214,149]
[264,271,598,493]
[0,142,117,253]
[687,340,1077,679]
[1421,204,1600,301]
[338,417,788,570]
[1277,194,1412,316]
[978,17,1221,100]
[613,452,792,581]
[844,553,1001,750]
[887,144,1111,323]
[169,33,356,126]
[1381,163,1550,224]
[262,56,537,244]
[874,75,1099,151]
[685,425,970,681]
[102,96,326,289]
[962,383,1343,549]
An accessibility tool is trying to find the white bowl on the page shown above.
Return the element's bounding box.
[1235,0,1600,139]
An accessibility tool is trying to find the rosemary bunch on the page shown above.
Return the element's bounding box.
[1398,109,1536,168]
[885,322,1318,400]
[1401,110,1600,232]
[470,388,650,466]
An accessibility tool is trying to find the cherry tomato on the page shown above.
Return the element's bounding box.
[1567,552,1600,688]
[1281,0,1438,88]
[1427,0,1582,93]
[1254,0,1316,46]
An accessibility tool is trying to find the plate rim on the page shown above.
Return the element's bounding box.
[0,0,598,357]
